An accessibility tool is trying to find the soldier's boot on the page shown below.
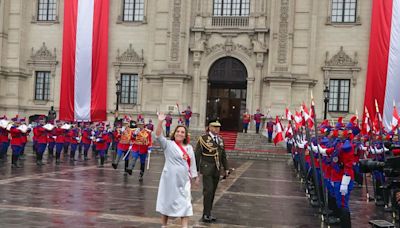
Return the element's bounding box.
[11,155,18,168]
[55,153,61,165]
[99,156,105,168]
[124,160,129,173]
[82,149,88,160]
[126,158,135,175]
[326,196,340,224]
[70,151,76,161]
[112,154,122,169]
[36,152,41,166]
[48,150,54,159]
[15,155,22,167]
[339,208,351,228]
[139,163,145,181]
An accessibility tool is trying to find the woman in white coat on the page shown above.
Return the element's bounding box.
[154,112,199,228]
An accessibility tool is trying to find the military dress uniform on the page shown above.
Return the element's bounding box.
[195,120,229,222]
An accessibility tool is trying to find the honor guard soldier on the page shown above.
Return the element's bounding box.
[242,109,251,133]
[112,117,134,175]
[253,108,264,134]
[126,119,152,181]
[182,106,192,128]
[195,119,229,223]
[0,116,10,162]
[165,112,173,137]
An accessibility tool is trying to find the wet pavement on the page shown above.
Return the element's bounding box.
[0,148,395,227]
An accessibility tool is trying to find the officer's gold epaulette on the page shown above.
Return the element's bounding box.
[198,134,217,152]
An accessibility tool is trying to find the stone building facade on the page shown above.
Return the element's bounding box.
[0,0,370,131]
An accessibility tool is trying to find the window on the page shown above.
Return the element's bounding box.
[328,79,350,112]
[123,0,144,22]
[120,74,138,104]
[213,0,250,16]
[35,71,50,100]
[331,0,357,23]
[37,0,57,21]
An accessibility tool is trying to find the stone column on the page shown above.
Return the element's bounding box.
[198,75,208,128]
[253,53,264,111]
[246,78,255,115]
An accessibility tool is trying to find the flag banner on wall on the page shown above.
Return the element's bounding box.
[59,0,109,121]
[364,0,400,130]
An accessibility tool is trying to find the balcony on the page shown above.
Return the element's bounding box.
[211,16,249,27]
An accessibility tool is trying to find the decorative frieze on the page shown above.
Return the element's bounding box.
[30,42,57,61]
[277,0,289,64]
[325,46,358,66]
[116,44,144,63]
[170,0,181,62]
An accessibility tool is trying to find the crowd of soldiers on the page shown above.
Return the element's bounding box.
[285,115,400,227]
[0,114,156,180]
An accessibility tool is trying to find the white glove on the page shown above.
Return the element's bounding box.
[340,184,348,195]
[297,142,305,149]
[90,136,95,140]
[311,144,318,153]
[340,175,351,195]
[121,127,126,132]
[374,146,383,154]
[6,123,12,131]
[318,145,327,156]
[369,146,376,154]
[96,138,101,142]
[360,145,367,150]
[75,137,80,141]
[383,146,389,152]
[52,136,57,139]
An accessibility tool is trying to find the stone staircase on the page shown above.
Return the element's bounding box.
[185,130,290,161]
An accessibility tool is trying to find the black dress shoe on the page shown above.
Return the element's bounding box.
[202,215,212,223]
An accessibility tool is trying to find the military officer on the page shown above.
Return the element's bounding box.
[195,119,229,223]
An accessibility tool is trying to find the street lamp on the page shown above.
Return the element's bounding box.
[115,80,122,111]
[323,86,330,119]
[115,80,122,125]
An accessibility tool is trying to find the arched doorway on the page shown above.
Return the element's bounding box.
[206,57,247,131]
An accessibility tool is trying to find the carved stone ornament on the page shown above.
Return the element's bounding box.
[116,44,144,63]
[325,46,358,66]
[205,43,252,57]
[31,42,56,61]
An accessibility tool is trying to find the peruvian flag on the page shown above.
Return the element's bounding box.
[273,116,284,145]
[362,106,371,135]
[59,0,109,121]
[392,101,400,130]
[285,107,293,121]
[364,0,400,130]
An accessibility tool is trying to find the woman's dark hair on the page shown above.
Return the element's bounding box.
[170,125,189,145]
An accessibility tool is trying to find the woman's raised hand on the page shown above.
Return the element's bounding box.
[157,112,165,122]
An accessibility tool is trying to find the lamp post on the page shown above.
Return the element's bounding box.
[323,86,330,120]
[115,80,122,125]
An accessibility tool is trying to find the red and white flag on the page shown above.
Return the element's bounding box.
[364,0,400,130]
[362,106,371,135]
[273,116,284,145]
[392,101,400,130]
[285,107,293,121]
[59,0,109,121]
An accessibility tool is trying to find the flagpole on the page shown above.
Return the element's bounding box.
[303,107,323,212]
[310,92,328,220]
[365,106,376,201]
[375,99,386,161]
